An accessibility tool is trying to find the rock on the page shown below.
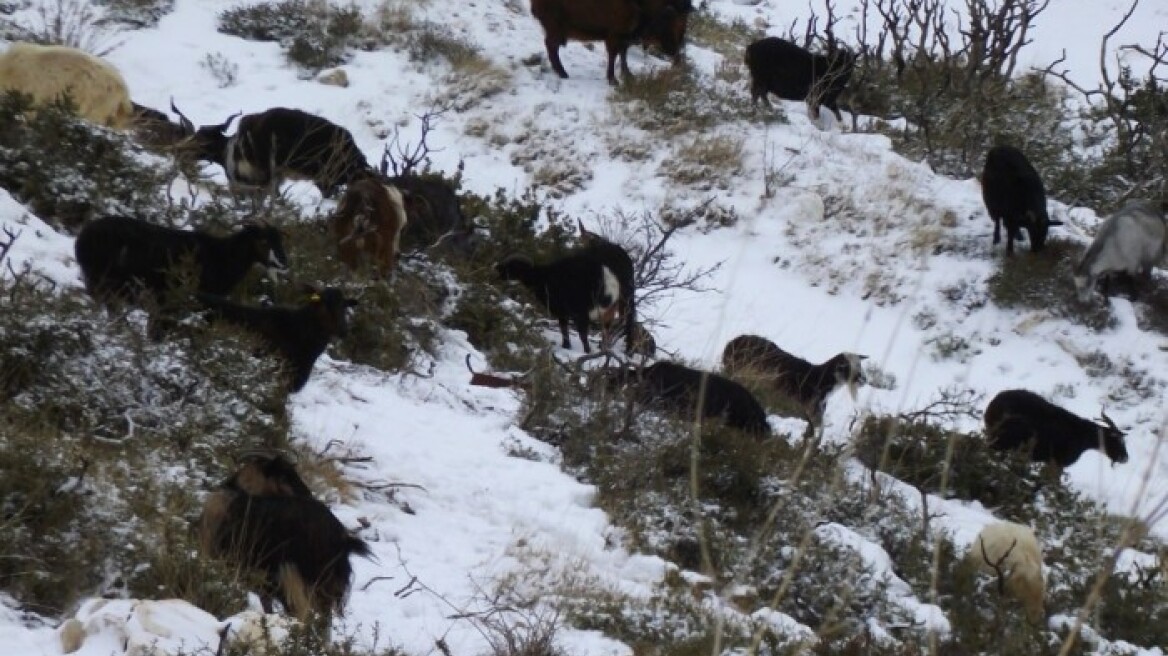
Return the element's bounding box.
[318,68,350,88]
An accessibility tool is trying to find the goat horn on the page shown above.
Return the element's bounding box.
[170,97,195,135]
[214,111,243,133]
[465,353,479,375]
[1099,408,1120,432]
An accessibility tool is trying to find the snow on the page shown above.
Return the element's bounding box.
[1,0,1167,654]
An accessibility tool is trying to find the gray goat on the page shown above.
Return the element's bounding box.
[1073,200,1168,302]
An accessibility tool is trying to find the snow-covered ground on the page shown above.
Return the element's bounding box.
[1,0,1166,654]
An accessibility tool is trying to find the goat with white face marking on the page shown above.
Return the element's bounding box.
[577,220,638,354]
[331,178,409,279]
[1073,200,1168,302]
[171,102,372,198]
[721,335,867,430]
[496,250,619,353]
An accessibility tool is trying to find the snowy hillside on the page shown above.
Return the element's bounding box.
[1,0,1166,655]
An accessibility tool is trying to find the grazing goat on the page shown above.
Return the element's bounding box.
[200,451,371,625]
[969,522,1045,625]
[331,178,409,279]
[496,251,619,353]
[0,42,134,129]
[744,37,855,122]
[635,361,771,435]
[171,102,372,198]
[983,389,1128,470]
[981,145,1061,254]
[74,216,288,308]
[1073,200,1168,302]
[578,220,638,353]
[130,101,187,147]
[197,286,358,392]
[531,0,693,85]
[721,335,866,431]
[383,174,477,254]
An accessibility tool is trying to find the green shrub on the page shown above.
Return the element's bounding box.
[0,92,175,233]
[0,272,291,615]
[217,0,364,71]
[854,414,1048,513]
[94,0,175,28]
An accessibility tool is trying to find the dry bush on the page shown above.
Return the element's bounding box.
[660,134,744,192]
[22,0,122,54]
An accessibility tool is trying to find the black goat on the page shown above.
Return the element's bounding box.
[197,286,358,392]
[983,389,1128,469]
[721,335,867,431]
[577,220,637,354]
[496,251,619,353]
[171,102,372,198]
[744,37,855,122]
[74,216,288,309]
[634,361,770,435]
[981,145,1061,254]
[385,174,477,254]
[200,451,371,625]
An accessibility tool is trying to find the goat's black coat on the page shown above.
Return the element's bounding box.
[637,361,771,435]
[386,174,474,253]
[496,251,617,353]
[981,145,1056,254]
[197,288,357,392]
[744,37,855,122]
[579,236,636,353]
[74,216,287,307]
[983,389,1129,468]
[175,105,372,198]
[214,494,371,618]
[721,335,866,427]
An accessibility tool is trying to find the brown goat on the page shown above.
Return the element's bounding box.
[331,178,409,278]
[199,451,371,627]
[531,0,693,85]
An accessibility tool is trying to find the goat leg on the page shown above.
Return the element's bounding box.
[574,314,592,354]
[559,317,572,350]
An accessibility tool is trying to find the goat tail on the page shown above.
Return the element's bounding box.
[279,562,314,623]
[346,535,374,560]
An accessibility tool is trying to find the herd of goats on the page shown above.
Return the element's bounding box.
[1,0,1165,637]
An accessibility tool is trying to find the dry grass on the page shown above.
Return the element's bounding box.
[660,134,744,191]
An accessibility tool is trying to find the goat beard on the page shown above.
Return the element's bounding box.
[847,381,859,401]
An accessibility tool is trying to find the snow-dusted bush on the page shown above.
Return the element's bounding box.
[217,0,363,72]
[93,0,174,29]
[0,275,289,615]
[0,91,173,233]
